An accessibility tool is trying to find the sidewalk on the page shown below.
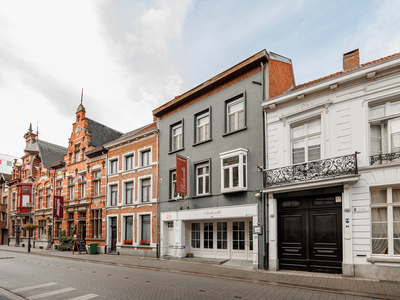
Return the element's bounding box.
[1,245,400,300]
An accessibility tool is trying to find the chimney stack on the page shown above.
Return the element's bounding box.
[343,49,360,71]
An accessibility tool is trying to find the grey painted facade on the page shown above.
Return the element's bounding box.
[157,70,267,268]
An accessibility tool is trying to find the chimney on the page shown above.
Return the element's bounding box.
[343,49,360,71]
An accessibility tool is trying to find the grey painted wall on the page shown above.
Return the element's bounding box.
[158,70,266,265]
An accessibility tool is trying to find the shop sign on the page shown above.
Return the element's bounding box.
[53,196,64,218]
[203,210,222,218]
[176,155,187,195]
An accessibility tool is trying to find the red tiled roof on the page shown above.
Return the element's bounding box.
[292,52,400,91]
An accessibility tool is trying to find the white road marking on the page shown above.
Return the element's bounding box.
[68,294,98,300]
[11,282,57,293]
[27,287,75,299]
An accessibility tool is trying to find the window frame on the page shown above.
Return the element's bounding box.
[370,187,400,256]
[169,169,179,200]
[122,214,134,244]
[123,180,135,204]
[220,148,248,193]
[137,213,152,244]
[169,119,184,153]
[124,153,135,171]
[194,160,211,197]
[109,158,118,175]
[194,108,212,145]
[224,94,246,135]
[109,184,118,206]
[92,209,102,238]
[139,148,152,167]
[369,99,400,158]
[139,176,152,203]
[290,117,322,164]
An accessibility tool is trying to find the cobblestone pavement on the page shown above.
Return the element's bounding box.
[1,246,399,300]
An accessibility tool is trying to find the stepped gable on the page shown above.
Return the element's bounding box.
[86,117,124,147]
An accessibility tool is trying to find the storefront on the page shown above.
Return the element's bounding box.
[160,204,258,266]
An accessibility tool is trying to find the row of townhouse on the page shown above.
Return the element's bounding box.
[4,47,400,281]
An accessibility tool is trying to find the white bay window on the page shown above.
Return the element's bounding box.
[220,148,247,193]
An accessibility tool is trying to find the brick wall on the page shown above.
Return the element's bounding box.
[269,59,295,98]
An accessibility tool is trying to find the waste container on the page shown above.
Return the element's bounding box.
[88,243,98,254]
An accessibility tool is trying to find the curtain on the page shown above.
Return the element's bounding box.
[372,207,388,254]
[394,207,400,255]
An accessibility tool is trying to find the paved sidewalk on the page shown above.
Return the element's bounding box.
[1,245,400,299]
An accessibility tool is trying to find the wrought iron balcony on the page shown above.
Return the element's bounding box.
[370,152,400,165]
[264,152,359,187]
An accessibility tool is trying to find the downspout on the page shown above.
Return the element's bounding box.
[7,182,11,246]
[261,61,267,269]
[51,170,55,249]
[155,128,160,258]
[104,151,108,254]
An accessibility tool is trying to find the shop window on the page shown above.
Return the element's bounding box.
[249,221,253,251]
[232,221,245,250]
[371,188,400,255]
[220,148,247,193]
[204,222,213,249]
[291,118,321,164]
[191,223,200,248]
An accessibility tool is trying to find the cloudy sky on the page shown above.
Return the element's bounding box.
[1,0,400,163]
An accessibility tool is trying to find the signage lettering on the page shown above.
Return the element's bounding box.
[176,155,187,195]
[53,196,64,218]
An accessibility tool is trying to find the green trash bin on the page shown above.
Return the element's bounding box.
[88,243,98,254]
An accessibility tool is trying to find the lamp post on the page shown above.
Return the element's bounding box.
[27,202,33,253]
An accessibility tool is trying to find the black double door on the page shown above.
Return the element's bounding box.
[278,195,342,274]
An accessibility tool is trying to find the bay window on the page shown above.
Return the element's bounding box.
[220,148,248,193]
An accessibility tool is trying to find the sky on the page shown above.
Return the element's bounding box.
[1,0,400,167]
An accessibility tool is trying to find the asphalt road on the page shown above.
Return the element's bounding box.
[0,251,376,300]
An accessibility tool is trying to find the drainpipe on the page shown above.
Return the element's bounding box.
[261,61,267,270]
[51,170,55,249]
[104,151,108,254]
[155,128,160,258]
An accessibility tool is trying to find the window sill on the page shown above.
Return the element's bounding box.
[223,127,247,137]
[367,256,400,264]
[221,187,247,194]
[168,148,185,155]
[192,194,212,199]
[193,139,212,147]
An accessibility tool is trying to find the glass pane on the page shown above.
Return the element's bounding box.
[223,156,239,166]
[198,115,209,126]
[238,111,244,129]
[371,190,387,204]
[205,175,209,193]
[141,215,150,242]
[292,124,304,139]
[228,114,235,132]
[372,207,387,222]
[370,125,382,155]
[198,177,203,194]
[293,140,305,164]
[394,207,400,220]
[198,126,204,142]
[370,104,385,119]
[391,119,400,152]
[391,101,400,114]
[197,167,203,175]
[239,222,245,230]
[239,241,245,250]
[372,239,388,254]
[228,101,243,114]
[395,239,400,255]
[233,166,239,187]
[393,222,400,238]
[372,223,388,238]
[224,168,229,188]
[243,165,246,187]
[308,119,321,135]
[308,137,321,161]
[173,126,182,135]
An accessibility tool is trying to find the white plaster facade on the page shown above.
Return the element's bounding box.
[262,51,400,281]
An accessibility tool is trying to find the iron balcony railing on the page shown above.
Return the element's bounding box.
[370,152,400,165]
[264,152,359,187]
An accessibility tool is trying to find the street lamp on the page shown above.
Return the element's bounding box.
[27,202,34,253]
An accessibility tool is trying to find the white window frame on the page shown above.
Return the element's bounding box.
[123,152,135,171]
[80,182,86,198]
[121,213,135,244]
[291,117,321,164]
[107,215,120,245]
[170,170,179,200]
[371,187,400,256]
[137,212,152,245]
[139,147,152,167]
[123,179,135,205]
[196,162,210,196]
[220,148,248,193]
[69,179,75,200]
[196,112,210,143]
[109,183,119,206]
[226,97,245,133]
[369,100,400,158]
[92,208,102,239]
[139,175,152,203]
[171,123,183,151]
[109,158,119,175]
